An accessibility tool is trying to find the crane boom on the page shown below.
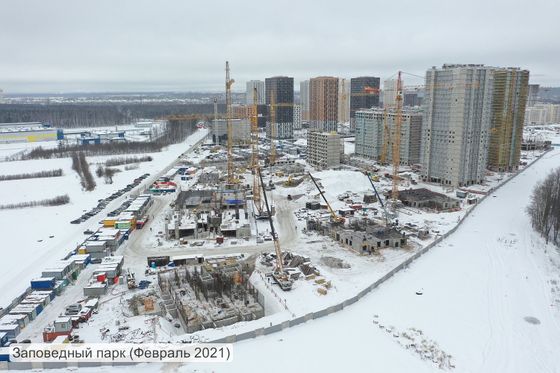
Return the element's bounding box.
[308,172,344,223]
[258,170,293,291]
[367,172,390,226]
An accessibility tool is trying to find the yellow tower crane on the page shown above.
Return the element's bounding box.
[269,91,277,166]
[251,87,263,214]
[391,71,403,203]
[225,61,235,185]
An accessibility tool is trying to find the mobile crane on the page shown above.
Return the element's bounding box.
[258,169,293,291]
[308,172,345,224]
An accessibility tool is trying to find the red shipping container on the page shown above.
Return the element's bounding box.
[96,273,106,282]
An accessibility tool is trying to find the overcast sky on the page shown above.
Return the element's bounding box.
[1,0,558,93]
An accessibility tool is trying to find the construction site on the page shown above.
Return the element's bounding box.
[157,255,264,333]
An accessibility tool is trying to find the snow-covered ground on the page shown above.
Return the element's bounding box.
[0,128,208,307]
[62,146,560,373]
[182,146,560,373]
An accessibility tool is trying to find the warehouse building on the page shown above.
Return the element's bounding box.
[0,122,63,143]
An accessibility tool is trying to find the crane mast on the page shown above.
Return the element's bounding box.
[269,91,276,166]
[225,61,235,185]
[391,71,403,203]
[251,87,262,214]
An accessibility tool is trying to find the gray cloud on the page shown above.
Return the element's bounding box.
[0,0,558,92]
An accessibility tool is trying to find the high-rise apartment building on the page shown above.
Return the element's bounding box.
[350,76,380,126]
[265,76,294,139]
[307,131,341,169]
[309,77,339,132]
[525,103,560,125]
[338,78,350,124]
[527,84,539,107]
[487,69,529,172]
[300,80,310,122]
[355,108,422,165]
[383,78,402,108]
[246,80,265,105]
[293,104,302,130]
[421,64,529,186]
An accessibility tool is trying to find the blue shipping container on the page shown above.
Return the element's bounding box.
[30,277,56,290]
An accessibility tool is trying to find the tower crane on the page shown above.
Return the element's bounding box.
[251,87,263,215]
[308,172,345,224]
[225,61,235,186]
[391,71,403,204]
[258,169,293,291]
[269,91,277,166]
[380,108,390,164]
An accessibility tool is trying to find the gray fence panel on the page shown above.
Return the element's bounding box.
[263,324,282,335]
[235,331,257,342]
[312,308,329,319]
[289,316,306,327]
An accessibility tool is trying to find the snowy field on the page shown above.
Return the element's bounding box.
[0,128,208,307]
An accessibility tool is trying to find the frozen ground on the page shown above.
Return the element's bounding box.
[0,128,208,307]
[69,147,560,373]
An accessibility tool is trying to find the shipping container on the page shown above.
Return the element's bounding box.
[30,277,56,290]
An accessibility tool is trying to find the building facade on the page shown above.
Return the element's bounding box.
[383,78,401,108]
[487,68,529,172]
[354,109,422,165]
[350,76,380,127]
[211,119,251,145]
[293,104,302,130]
[265,76,294,139]
[245,80,265,105]
[421,64,494,186]
[527,84,539,107]
[307,131,341,169]
[300,80,310,122]
[309,77,339,132]
[525,103,560,125]
[338,78,350,124]
[421,64,528,186]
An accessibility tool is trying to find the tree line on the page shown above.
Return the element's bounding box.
[0,195,70,210]
[0,103,222,128]
[71,152,96,191]
[105,155,153,167]
[527,167,560,246]
[0,169,63,181]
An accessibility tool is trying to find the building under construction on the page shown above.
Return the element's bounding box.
[157,256,264,333]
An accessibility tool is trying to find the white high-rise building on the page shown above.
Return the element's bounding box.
[338,78,350,123]
[293,104,302,130]
[307,131,341,169]
[355,108,422,165]
[246,80,265,105]
[421,64,528,185]
[383,78,402,108]
[300,80,310,121]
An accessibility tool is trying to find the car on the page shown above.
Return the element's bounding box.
[70,220,81,224]
[83,230,94,235]
[91,258,102,264]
